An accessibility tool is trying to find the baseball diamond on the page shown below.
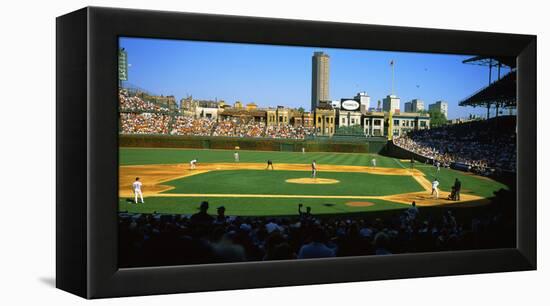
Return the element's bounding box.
[119,147,506,216]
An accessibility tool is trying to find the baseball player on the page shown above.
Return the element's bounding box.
[302,147,306,154]
[453,178,462,201]
[266,159,274,170]
[431,178,440,199]
[234,151,239,162]
[190,159,198,170]
[371,158,377,168]
[132,177,144,204]
[311,160,317,178]
[436,161,441,172]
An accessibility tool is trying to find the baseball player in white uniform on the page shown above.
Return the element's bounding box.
[132,177,144,204]
[431,178,440,199]
[371,158,377,168]
[190,159,198,170]
[234,151,239,162]
[311,160,317,178]
[302,147,306,154]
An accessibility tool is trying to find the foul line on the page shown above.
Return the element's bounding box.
[152,193,387,199]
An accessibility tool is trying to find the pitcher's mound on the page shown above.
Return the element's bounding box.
[346,201,375,207]
[285,178,340,184]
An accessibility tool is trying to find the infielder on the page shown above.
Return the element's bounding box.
[190,159,198,170]
[431,178,440,199]
[266,159,274,170]
[132,177,144,204]
[234,151,239,162]
[311,160,317,178]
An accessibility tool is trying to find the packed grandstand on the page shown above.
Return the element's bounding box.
[119,89,316,139]
[119,88,517,174]
[119,188,515,267]
[393,116,516,173]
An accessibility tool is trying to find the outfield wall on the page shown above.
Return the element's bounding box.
[119,134,388,153]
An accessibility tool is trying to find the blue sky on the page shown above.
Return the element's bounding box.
[120,37,511,119]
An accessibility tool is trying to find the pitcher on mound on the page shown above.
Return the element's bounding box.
[311,160,317,178]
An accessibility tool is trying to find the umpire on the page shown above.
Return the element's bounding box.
[453,178,462,201]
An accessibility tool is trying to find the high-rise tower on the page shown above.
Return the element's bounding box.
[311,52,330,111]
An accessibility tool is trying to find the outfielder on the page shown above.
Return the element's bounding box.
[371,158,377,168]
[234,151,239,162]
[311,160,317,178]
[132,177,144,204]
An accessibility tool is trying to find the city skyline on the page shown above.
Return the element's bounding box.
[119,37,512,119]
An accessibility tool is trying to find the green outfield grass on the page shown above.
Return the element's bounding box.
[119,147,510,216]
[162,169,423,196]
[119,197,409,216]
[120,147,399,167]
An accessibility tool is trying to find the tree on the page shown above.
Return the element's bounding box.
[297,107,305,113]
[335,124,364,136]
[420,109,447,128]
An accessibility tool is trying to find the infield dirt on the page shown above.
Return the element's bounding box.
[285,178,340,184]
[119,162,489,206]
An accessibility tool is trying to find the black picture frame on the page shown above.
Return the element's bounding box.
[56,6,537,299]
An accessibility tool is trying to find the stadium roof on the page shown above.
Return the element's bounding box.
[462,56,516,69]
[459,70,516,107]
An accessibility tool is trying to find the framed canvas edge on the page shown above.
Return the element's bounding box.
[56,6,537,299]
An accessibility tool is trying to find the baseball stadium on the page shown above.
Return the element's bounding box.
[118,39,517,267]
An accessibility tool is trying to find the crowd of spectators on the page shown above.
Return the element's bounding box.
[119,90,171,113]
[120,112,171,135]
[119,189,515,267]
[211,118,239,137]
[170,116,216,136]
[393,117,516,173]
[234,119,266,137]
[119,89,317,139]
[265,125,315,139]
[120,109,316,139]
